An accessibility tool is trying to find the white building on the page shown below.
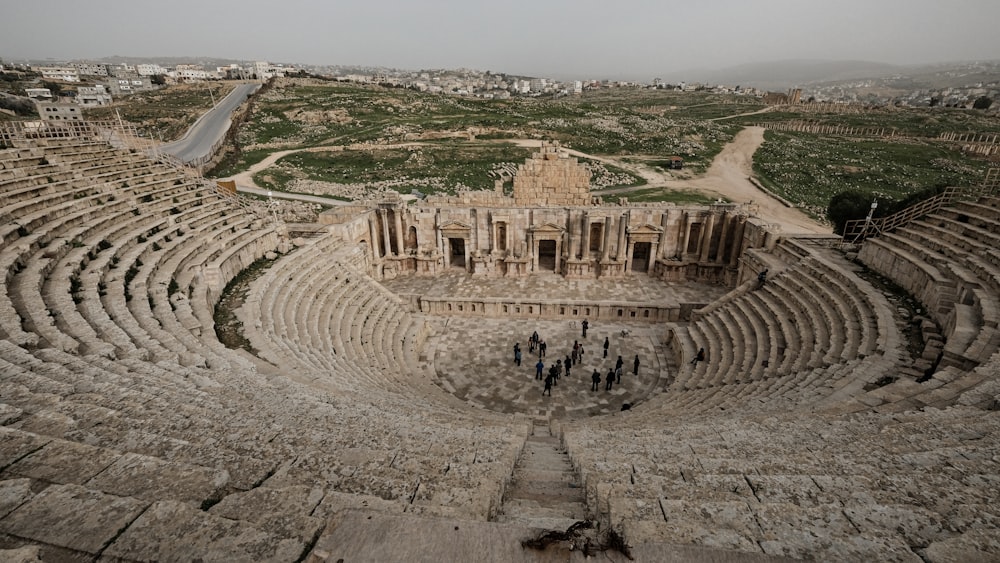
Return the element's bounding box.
[172,65,214,81]
[71,62,109,76]
[35,101,83,121]
[136,64,168,77]
[24,88,53,99]
[76,84,112,106]
[36,67,80,82]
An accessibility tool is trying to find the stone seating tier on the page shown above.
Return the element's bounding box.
[559,402,1000,561]
[2,137,999,560]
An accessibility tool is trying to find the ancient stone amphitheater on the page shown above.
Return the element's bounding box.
[0,123,998,562]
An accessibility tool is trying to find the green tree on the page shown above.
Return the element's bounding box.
[827,190,877,235]
[150,74,166,86]
[41,80,63,97]
[973,96,993,110]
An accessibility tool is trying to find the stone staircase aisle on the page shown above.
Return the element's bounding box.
[495,423,587,531]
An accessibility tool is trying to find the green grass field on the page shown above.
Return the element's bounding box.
[752,130,993,217]
[202,78,1000,211]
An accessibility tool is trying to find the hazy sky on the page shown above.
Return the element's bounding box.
[3,0,998,79]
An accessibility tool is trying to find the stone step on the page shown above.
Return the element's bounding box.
[498,499,588,520]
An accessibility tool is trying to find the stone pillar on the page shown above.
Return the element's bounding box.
[530,232,537,272]
[715,212,730,264]
[601,216,613,261]
[471,208,479,254]
[368,214,381,259]
[392,207,405,256]
[625,240,635,273]
[659,212,671,261]
[435,209,444,260]
[568,212,579,260]
[580,212,589,260]
[699,212,715,263]
[394,209,404,257]
[380,209,393,257]
[729,218,746,267]
[463,236,471,272]
[554,238,561,273]
[616,212,628,261]
[648,240,659,274]
[678,213,690,259]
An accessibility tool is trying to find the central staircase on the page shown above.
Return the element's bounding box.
[496,423,587,530]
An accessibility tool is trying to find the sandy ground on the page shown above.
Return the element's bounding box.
[226,126,829,235]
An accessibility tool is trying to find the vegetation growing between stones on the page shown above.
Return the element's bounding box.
[214,254,283,354]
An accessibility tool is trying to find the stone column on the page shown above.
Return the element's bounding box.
[394,208,404,256]
[380,209,393,257]
[463,236,471,272]
[625,240,635,273]
[729,218,746,267]
[554,238,561,273]
[435,209,444,260]
[471,208,479,254]
[368,214,381,259]
[648,240,659,274]
[581,211,589,259]
[601,216,613,261]
[529,232,537,272]
[678,213,690,259]
[616,212,628,261]
[699,212,715,263]
[658,212,671,261]
[568,212,579,260]
[715,211,730,264]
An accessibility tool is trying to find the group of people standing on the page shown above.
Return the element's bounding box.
[513,320,641,398]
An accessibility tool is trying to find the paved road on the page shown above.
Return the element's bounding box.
[161,82,260,164]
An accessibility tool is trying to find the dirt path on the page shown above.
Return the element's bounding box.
[682,127,829,234]
[512,131,828,234]
[226,126,829,235]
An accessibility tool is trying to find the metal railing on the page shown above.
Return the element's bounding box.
[843,170,999,244]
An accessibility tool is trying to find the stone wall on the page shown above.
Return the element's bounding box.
[512,142,592,207]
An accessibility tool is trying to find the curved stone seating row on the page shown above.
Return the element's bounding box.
[667,242,901,415]
[241,236,515,420]
[559,404,1000,561]
[846,194,1000,412]
[0,333,523,547]
[0,138,527,558]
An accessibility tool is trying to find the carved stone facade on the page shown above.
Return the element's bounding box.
[320,142,779,287]
[325,201,776,287]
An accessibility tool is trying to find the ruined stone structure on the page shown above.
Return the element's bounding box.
[1,122,999,562]
[512,141,592,207]
[324,142,778,288]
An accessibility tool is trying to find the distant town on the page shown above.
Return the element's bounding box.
[1,57,997,120]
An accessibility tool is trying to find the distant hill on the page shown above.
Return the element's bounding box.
[674,59,905,91]
[673,59,1000,92]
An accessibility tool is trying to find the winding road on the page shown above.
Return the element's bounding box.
[161,83,260,164]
